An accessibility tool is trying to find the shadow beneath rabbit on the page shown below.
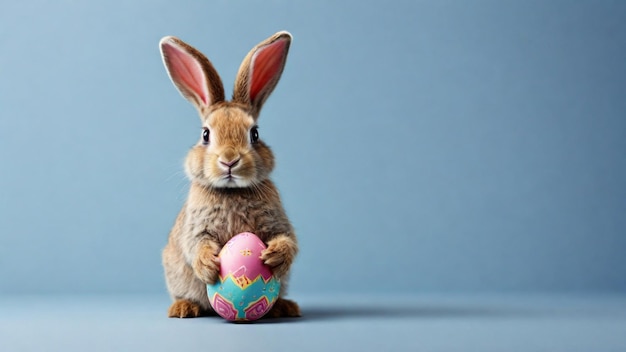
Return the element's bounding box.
[218,304,533,324]
[295,304,535,322]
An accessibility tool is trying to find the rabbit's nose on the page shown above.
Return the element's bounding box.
[219,158,240,168]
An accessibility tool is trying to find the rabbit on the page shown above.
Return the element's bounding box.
[159,31,300,319]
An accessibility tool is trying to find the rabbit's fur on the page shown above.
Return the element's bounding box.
[159,32,299,318]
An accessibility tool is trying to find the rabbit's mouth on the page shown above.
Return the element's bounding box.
[215,172,250,188]
[210,160,256,188]
[224,169,238,181]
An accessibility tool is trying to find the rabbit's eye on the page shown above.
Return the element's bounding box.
[202,128,210,144]
[250,127,259,144]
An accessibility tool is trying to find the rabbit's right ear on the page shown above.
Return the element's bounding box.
[159,36,225,112]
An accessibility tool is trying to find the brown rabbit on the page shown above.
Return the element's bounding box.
[159,31,300,318]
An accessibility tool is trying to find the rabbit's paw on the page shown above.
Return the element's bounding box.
[192,242,220,284]
[260,235,297,280]
[168,299,203,318]
[264,297,301,318]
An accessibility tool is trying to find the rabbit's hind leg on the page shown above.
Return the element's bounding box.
[264,297,301,319]
[163,242,214,318]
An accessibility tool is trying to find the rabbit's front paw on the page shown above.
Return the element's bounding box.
[192,243,220,284]
[260,235,297,280]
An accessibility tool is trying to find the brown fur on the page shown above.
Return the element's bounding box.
[159,32,299,319]
[168,299,205,318]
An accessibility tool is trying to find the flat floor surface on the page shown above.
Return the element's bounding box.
[1,294,625,351]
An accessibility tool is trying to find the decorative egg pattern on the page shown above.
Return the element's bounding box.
[207,232,280,321]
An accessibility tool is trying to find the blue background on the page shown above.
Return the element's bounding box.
[0,0,624,295]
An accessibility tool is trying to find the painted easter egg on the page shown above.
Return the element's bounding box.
[207,232,280,321]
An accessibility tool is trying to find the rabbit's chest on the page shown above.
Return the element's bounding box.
[187,199,266,245]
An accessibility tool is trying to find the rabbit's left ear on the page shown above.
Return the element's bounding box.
[233,31,292,118]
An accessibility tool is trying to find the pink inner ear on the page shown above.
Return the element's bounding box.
[249,39,287,103]
[163,42,209,105]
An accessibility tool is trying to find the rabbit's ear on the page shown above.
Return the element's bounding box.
[160,36,225,112]
[233,31,292,117]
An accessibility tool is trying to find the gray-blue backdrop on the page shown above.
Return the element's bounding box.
[1,0,624,295]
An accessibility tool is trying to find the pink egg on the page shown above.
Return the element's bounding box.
[219,232,272,282]
[207,232,280,321]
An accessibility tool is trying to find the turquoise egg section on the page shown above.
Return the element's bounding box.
[207,275,280,321]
